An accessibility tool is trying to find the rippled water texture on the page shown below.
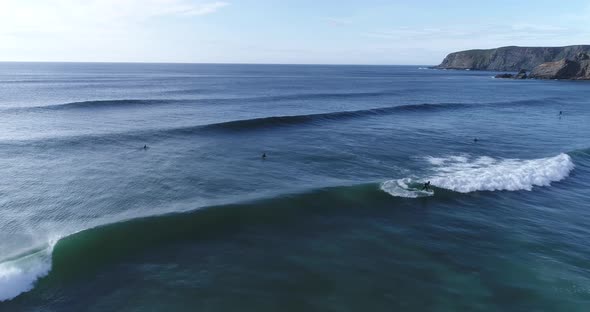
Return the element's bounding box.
[1,63,589,311]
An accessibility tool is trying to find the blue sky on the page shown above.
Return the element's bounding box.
[1,0,589,64]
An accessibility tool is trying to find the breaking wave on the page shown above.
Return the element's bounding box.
[0,151,581,301]
[381,153,574,197]
[0,242,56,302]
[380,178,434,198]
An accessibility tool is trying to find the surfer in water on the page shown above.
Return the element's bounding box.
[422,181,431,191]
[262,152,267,159]
[143,145,148,149]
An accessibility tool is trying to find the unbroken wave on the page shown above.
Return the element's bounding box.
[0,98,564,148]
[196,103,468,132]
[17,91,405,112]
[5,93,563,113]
[0,102,472,147]
[180,97,557,133]
[158,90,406,100]
[37,99,192,110]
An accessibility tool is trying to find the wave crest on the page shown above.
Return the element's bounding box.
[380,178,434,198]
[0,152,578,300]
[0,245,53,302]
[382,153,574,198]
[428,153,574,193]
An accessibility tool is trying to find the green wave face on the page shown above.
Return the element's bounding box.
[2,148,589,304]
[48,183,392,279]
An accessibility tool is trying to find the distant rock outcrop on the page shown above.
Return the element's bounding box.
[530,53,590,80]
[494,69,528,79]
[494,73,515,79]
[515,69,528,79]
[434,45,590,71]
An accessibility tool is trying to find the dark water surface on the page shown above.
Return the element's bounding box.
[1,63,589,311]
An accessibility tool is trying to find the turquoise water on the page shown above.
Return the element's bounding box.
[0,63,589,311]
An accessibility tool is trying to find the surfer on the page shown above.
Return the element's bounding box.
[262,152,266,159]
[143,145,148,149]
[422,181,431,191]
[473,137,478,143]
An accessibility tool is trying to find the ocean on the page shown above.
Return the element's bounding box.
[0,63,589,311]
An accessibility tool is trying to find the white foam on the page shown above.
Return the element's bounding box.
[382,153,574,197]
[0,244,54,302]
[428,153,574,193]
[380,178,434,198]
[425,156,446,166]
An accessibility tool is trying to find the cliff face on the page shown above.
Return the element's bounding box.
[435,45,590,71]
[530,53,590,80]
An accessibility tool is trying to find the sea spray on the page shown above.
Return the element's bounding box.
[427,153,574,193]
[0,246,53,301]
[381,153,574,197]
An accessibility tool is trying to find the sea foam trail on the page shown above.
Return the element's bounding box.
[380,178,434,198]
[0,245,53,302]
[381,153,575,197]
[0,153,577,300]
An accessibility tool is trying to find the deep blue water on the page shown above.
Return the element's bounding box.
[0,63,589,311]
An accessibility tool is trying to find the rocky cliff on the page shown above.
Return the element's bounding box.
[434,45,590,71]
[530,53,590,80]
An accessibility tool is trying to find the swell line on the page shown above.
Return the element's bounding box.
[7,91,408,112]
[0,102,470,148]
[37,99,190,110]
[196,103,467,132]
[4,92,563,113]
[0,98,564,148]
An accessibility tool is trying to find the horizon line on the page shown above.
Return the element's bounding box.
[0,60,435,67]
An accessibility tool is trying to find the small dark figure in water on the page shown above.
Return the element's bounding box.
[262,152,267,159]
[143,145,148,149]
[422,181,431,191]
[559,111,563,119]
[473,138,478,143]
